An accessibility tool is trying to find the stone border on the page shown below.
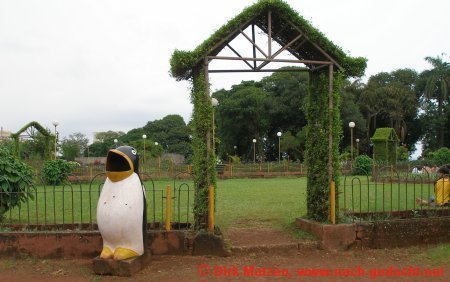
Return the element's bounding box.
[0,230,228,258]
[296,216,450,250]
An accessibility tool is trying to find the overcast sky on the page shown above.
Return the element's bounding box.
[1,0,449,142]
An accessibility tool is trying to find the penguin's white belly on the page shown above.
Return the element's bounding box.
[97,173,144,255]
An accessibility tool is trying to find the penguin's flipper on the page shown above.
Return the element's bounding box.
[113,247,139,260]
[99,246,114,259]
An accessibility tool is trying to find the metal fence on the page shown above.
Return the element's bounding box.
[0,173,194,231]
[341,166,450,222]
[69,162,307,181]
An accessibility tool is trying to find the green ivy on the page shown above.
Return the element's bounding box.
[170,0,366,80]
[0,147,34,220]
[191,70,217,230]
[41,159,78,185]
[305,71,342,222]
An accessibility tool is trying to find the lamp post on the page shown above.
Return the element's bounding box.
[233,145,237,156]
[349,122,355,169]
[142,134,147,164]
[155,142,160,177]
[252,139,256,164]
[211,98,219,154]
[277,131,282,163]
[114,139,118,148]
[52,120,59,160]
[356,138,360,157]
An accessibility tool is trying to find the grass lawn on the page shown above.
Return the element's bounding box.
[0,177,307,232]
[1,176,445,232]
[215,177,307,231]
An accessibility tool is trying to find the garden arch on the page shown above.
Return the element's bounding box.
[10,121,52,160]
[170,0,366,229]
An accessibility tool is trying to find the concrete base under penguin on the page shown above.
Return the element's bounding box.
[92,251,151,276]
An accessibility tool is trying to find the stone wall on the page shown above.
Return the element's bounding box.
[0,230,191,258]
[296,216,450,250]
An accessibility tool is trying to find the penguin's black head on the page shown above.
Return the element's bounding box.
[106,146,139,182]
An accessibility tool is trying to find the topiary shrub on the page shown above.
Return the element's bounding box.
[351,155,373,175]
[0,147,34,221]
[41,159,77,185]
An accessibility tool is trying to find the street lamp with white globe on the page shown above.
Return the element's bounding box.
[142,134,147,164]
[211,98,219,154]
[52,120,59,160]
[252,139,257,164]
[356,138,360,157]
[349,121,355,162]
[277,132,282,163]
[155,142,160,177]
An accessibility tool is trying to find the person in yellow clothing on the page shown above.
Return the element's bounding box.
[416,166,449,206]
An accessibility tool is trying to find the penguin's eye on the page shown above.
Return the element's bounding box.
[131,149,137,155]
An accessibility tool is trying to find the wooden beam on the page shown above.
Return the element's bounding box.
[310,64,329,72]
[252,24,257,69]
[239,29,268,58]
[327,64,334,185]
[226,44,254,70]
[208,55,332,65]
[256,33,303,70]
[268,10,272,57]
[206,15,258,57]
[204,58,211,187]
[287,20,344,71]
[209,68,309,73]
[289,38,308,53]
[309,41,344,71]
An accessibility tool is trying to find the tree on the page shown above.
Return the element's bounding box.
[261,69,309,160]
[61,132,89,161]
[359,73,389,143]
[214,81,270,161]
[94,131,125,143]
[279,129,306,161]
[142,115,192,158]
[359,69,420,152]
[340,79,366,152]
[213,69,310,161]
[421,54,450,148]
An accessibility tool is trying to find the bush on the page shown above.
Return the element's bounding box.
[0,147,34,220]
[396,145,409,161]
[428,147,450,166]
[351,155,373,175]
[229,155,241,164]
[41,159,78,185]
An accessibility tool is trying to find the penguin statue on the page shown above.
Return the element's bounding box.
[97,146,147,260]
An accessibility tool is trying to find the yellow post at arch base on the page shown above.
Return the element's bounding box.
[330,181,336,224]
[165,185,171,231]
[208,185,214,232]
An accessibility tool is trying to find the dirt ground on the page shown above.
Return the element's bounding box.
[0,227,448,281]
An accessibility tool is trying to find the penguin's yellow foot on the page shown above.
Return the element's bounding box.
[113,247,139,260]
[99,246,113,259]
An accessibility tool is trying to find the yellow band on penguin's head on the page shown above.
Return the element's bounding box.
[106,170,133,182]
[106,149,134,182]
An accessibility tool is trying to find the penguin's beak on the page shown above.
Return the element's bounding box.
[106,149,134,182]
